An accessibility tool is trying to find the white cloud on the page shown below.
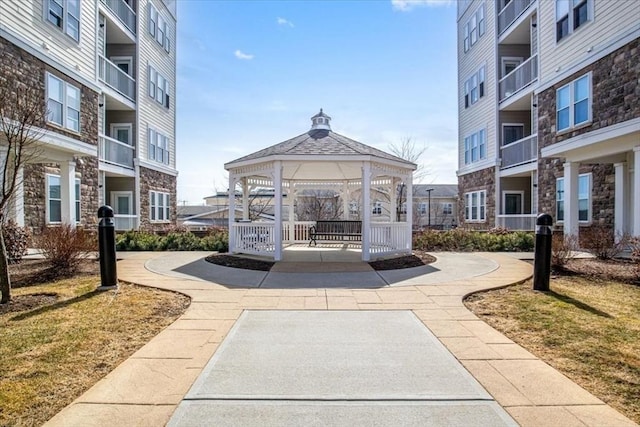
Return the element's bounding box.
[391,0,453,11]
[277,17,294,27]
[234,50,254,60]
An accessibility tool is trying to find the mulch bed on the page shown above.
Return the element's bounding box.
[558,258,639,284]
[8,259,101,288]
[205,250,437,272]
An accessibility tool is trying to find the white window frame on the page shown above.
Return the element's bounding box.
[442,203,453,215]
[110,123,133,145]
[148,127,170,165]
[46,72,81,133]
[464,190,486,222]
[463,3,485,53]
[502,123,525,146]
[464,128,486,165]
[556,0,592,42]
[46,174,80,224]
[148,2,171,53]
[111,191,133,215]
[149,190,170,222]
[502,191,524,215]
[372,200,382,215]
[556,174,591,223]
[556,73,591,132]
[46,0,80,42]
[148,65,170,108]
[501,56,523,78]
[464,66,485,108]
[418,202,427,215]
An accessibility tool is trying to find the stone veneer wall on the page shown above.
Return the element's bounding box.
[139,166,177,231]
[536,40,637,230]
[457,167,495,230]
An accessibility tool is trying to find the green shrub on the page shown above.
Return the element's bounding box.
[115,228,229,252]
[413,229,534,252]
[116,230,161,251]
[160,231,202,251]
[2,220,30,264]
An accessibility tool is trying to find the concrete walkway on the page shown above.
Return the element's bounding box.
[45,251,637,427]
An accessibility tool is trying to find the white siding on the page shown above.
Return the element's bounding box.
[539,0,640,80]
[137,0,177,171]
[0,0,97,83]
[457,0,498,174]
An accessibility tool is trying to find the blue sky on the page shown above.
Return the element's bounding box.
[176,0,458,205]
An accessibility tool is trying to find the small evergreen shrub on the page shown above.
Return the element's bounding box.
[2,220,30,264]
[116,230,161,251]
[413,229,533,252]
[115,228,229,252]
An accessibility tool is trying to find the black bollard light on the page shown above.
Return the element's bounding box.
[533,213,553,292]
[98,205,118,290]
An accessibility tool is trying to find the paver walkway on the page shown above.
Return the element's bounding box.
[45,251,637,427]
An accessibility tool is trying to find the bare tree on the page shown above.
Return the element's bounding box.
[0,78,45,303]
[388,137,428,221]
[296,190,342,221]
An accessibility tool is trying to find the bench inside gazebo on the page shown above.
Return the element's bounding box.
[224,110,417,261]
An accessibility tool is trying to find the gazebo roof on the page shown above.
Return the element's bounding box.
[225,110,416,171]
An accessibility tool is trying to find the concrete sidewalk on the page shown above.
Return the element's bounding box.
[45,252,637,427]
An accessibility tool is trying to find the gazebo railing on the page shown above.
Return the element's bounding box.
[370,222,411,256]
[283,221,315,243]
[231,222,275,257]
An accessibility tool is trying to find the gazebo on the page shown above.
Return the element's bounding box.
[224,110,417,261]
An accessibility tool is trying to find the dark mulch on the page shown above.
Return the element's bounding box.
[205,251,436,272]
[0,292,59,314]
[8,259,101,288]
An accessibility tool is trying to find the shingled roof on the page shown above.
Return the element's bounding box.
[226,111,416,168]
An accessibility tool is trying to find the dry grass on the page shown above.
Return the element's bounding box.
[0,276,190,426]
[465,276,640,423]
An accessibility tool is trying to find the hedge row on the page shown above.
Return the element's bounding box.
[413,228,534,252]
[116,229,228,252]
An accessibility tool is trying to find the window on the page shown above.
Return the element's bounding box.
[349,201,359,214]
[442,203,453,215]
[556,174,590,222]
[47,73,81,132]
[465,190,486,222]
[148,3,171,52]
[556,0,592,42]
[464,66,485,108]
[418,203,427,215]
[372,201,382,215]
[148,127,170,165]
[464,129,486,165]
[148,66,170,108]
[502,124,524,145]
[47,174,80,223]
[463,3,485,53]
[47,0,80,41]
[556,74,590,132]
[150,190,170,221]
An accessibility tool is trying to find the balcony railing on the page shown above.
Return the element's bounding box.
[114,214,137,231]
[501,134,537,168]
[498,0,535,35]
[98,55,135,101]
[100,0,136,34]
[496,214,537,231]
[99,134,134,168]
[499,54,537,102]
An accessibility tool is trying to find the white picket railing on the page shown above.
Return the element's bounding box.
[499,54,537,101]
[99,134,134,168]
[370,222,411,256]
[114,214,137,231]
[282,221,315,243]
[501,134,537,168]
[100,0,136,34]
[231,222,276,257]
[98,55,135,100]
[498,0,535,35]
[496,214,537,231]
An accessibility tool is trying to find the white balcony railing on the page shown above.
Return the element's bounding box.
[499,54,537,102]
[370,222,411,256]
[98,55,135,101]
[496,214,537,231]
[231,222,276,257]
[114,214,137,231]
[498,0,535,35]
[100,0,136,34]
[282,221,315,243]
[99,134,134,168]
[501,134,537,168]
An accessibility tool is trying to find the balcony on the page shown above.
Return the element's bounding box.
[99,134,134,169]
[501,134,537,168]
[98,55,135,101]
[100,0,136,34]
[498,0,535,35]
[496,214,537,231]
[499,54,537,102]
[114,214,137,231]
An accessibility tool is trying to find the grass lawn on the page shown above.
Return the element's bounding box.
[0,276,189,426]
[465,276,640,423]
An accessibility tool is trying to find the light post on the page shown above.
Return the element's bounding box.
[426,188,434,229]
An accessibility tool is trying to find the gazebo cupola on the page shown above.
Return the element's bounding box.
[310,108,331,131]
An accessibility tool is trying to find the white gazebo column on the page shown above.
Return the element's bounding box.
[59,160,76,227]
[390,178,397,222]
[241,177,249,220]
[12,166,24,226]
[563,162,579,237]
[614,162,628,240]
[288,184,295,243]
[405,174,413,251]
[362,163,371,261]
[633,147,640,236]
[228,175,237,252]
[273,161,283,261]
[342,180,349,220]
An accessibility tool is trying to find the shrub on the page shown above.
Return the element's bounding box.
[581,224,628,260]
[200,227,229,252]
[413,229,534,252]
[36,225,95,275]
[115,230,161,251]
[551,233,579,268]
[114,228,229,252]
[160,231,202,251]
[2,220,30,264]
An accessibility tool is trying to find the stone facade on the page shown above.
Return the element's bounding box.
[536,40,636,231]
[139,166,177,231]
[457,167,495,230]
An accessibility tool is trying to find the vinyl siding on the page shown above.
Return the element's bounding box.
[137,0,176,170]
[0,0,97,83]
[538,0,640,80]
[457,0,497,173]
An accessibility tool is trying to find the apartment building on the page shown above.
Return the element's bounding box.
[0,0,178,232]
[457,0,639,239]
